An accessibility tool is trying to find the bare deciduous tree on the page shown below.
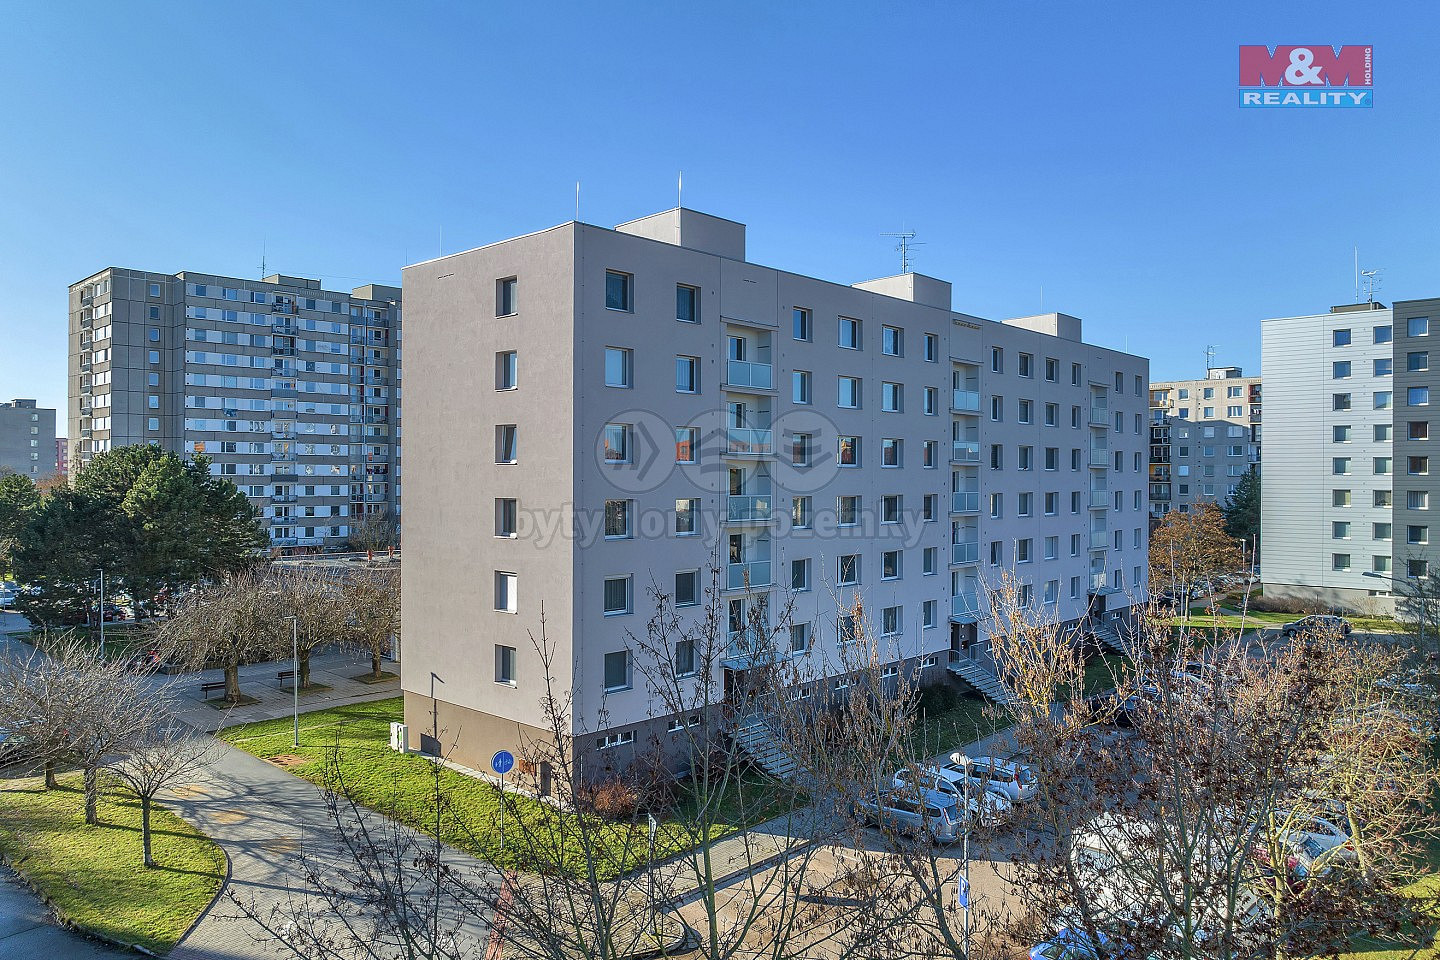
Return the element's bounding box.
[107,716,216,867]
[155,569,283,701]
[341,565,400,681]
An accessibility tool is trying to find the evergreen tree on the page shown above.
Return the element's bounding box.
[1222,467,1261,554]
[0,472,41,574]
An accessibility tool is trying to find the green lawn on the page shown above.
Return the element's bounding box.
[0,772,225,955]
[1167,611,1292,631]
[219,698,787,879]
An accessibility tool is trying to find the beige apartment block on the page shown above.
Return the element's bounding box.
[401,208,1149,779]
[1148,367,1261,520]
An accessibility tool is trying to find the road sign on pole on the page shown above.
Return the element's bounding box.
[956,873,969,909]
[493,751,515,851]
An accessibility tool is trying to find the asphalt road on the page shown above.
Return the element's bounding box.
[0,867,130,960]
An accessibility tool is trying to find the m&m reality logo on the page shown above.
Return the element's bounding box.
[1239,45,1373,108]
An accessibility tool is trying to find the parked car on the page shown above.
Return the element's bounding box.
[940,754,1037,803]
[0,589,16,608]
[1082,691,1151,728]
[1281,614,1352,638]
[1029,927,1113,960]
[1275,807,1358,862]
[892,765,1015,823]
[0,723,36,766]
[854,788,963,843]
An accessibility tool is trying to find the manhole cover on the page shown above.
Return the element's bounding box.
[257,837,300,854]
[211,809,247,825]
[267,754,308,768]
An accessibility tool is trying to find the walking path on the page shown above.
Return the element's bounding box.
[0,866,131,960]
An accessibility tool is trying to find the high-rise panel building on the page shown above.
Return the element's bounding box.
[0,399,57,478]
[1148,367,1261,519]
[1261,298,1440,612]
[401,207,1149,776]
[67,270,401,552]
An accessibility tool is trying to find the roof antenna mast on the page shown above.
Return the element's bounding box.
[1361,268,1382,304]
[1205,344,1216,373]
[881,229,922,274]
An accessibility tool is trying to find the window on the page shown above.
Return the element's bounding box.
[789,623,811,653]
[792,496,812,528]
[881,438,902,467]
[881,382,902,412]
[1045,403,1058,427]
[147,417,158,431]
[1374,556,1392,574]
[494,571,518,613]
[1333,393,1351,411]
[989,492,1002,518]
[1409,316,1430,337]
[1375,391,1393,410]
[1410,421,1430,440]
[991,347,1003,373]
[838,495,859,525]
[1018,353,1033,378]
[881,606,902,637]
[791,558,811,592]
[923,386,938,416]
[1374,522,1393,541]
[603,650,631,691]
[839,316,862,350]
[604,347,633,388]
[673,638,697,678]
[1072,362,1081,385]
[676,284,699,323]
[1376,358,1394,376]
[990,540,1003,565]
[1018,399,1032,424]
[1044,491,1058,514]
[602,423,630,462]
[597,730,635,750]
[495,498,517,537]
[792,370,811,404]
[495,645,516,685]
[1018,492,1033,516]
[923,600,937,629]
[1018,446,1033,471]
[1016,538,1032,563]
[882,550,901,580]
[923,333,938,362]
[923,547,937,575]
[1410,525,1430,545]
[1411,456,1430,475]
[676,356,700,393]
[496,277,518,316]
[496,350,518,390]
[1374,324,1393,343]
[1410,559,1429,578]
[604,499,631,538]
[1333,329,1351,346]
[1045,357,1058,381]
[1203,406,1215,418]
[1044,447,1059,471]
[1375,489,1393,508]
[838,436,859,466]
[148,281,161,298]
[1332,457,1350,475]
[1332,522,1351,539]
[1376,423,1393,441]
[149,350,159,364]
[603,577,632,615]
[1044,536,1058,560]
[148,327,160,343]
[1409,490,1430,510]
[838,376,862,408]
[1227,405,1243,417]
[1333,425,1351,442]
[1332,554,1351,572]
[675,498,699,534]
[991,395,1003,421]
[837,554,860,586]
[1374,457,1392,475]
[791,432,811,466]
[675,570,699,607]
[882,494,902,522]
[881,325,903,356]
[605,271,632,311]
[496,425,518,463]
[793,307,812,341]
[675,427,698,463]
[1411,386,1431,407]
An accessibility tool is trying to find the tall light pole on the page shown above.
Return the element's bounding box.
[95,568,106,660]
[285,615,299,748]
[950,751,973,957]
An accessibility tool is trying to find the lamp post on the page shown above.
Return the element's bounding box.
[950,751,973,957]
[94,568,105,660]
[284,615,299,748]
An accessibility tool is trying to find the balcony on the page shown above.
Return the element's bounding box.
[951,491,980,514]
[951,440,980,464]
[1090,490,1109,509]
[723,360,774,391]
[726,495,773,523]
[271,452,297,463]
[1089,573,1109,593]
[951,389,981,414]
[726,560,772,591]
[79,359,92,372]
[272,387,298,399]
[1090,531,1110,551]
[272,429,296,440]
[950,591,982,623]
[725,428,774,458]
[722,631,768,670]
[272,493,298,504]
[1089,405,1110,427]
[1089,449,1109,468]
[951,541,979,565]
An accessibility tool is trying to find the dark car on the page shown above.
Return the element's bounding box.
[1082,691,1151,728]
[0,724,37,766]
[1282,614,1353,639]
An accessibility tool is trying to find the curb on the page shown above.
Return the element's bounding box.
[1,853,159,956]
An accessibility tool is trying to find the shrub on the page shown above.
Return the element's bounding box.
[1248,595,1330,615]
[584,777,641,821]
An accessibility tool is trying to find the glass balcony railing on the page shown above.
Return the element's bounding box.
[1090,573,1108,592]
[726,495,773,522]
[1090,490,1109,509]
[725,359,773,390]
[951,541,979,565]
[726,428,774,457]
[1089,449,1109,467]
[951,440,980,464]
[951,491,980,513]
[950,591,982,621]
[726,560,772,590]
[1090,531,1110,550]
[951,389,981,414]
[1090,406,1109,426]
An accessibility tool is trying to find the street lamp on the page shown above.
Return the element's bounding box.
[284,615,299,748]
[949,751,973,957]
[93,568,106,659]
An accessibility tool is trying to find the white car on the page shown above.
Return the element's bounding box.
[1275,808,1357,862]
[892,765,1015,823]
[941,754,1038,803]
[0,590,15,608]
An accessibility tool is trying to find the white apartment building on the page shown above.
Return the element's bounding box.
[401,208,1149,777]
[67,270,401,552]
[1262,298,1440,612]
[1148,367,1261,519]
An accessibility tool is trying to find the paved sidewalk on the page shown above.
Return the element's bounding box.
[0,867,130,960]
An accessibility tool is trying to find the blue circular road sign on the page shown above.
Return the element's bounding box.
[491,750,515,775]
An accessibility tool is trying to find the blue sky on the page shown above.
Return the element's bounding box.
[2,1,1435,412]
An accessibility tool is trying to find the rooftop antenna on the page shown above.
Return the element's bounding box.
[1361,268,1382,304]
[678,170,683,209]
[1205,344,1217,373]
[260,241,266,280]
[1354,246,1360,303]
[881,229,922,274]
[576,181,581,221]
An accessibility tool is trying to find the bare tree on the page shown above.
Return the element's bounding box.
[341,565,400,680]
[155,568,283,702]
[276,566,347,689]
[107,716,216,867]
[348,509,398,555]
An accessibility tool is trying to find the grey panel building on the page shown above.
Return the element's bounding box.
[67,270,401,552]
[1261,299,1440,612]
[1148,367,1261,520]
[400,207,1149,776]
[0,399,58,478]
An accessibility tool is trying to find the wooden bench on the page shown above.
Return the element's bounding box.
[200,680,227,700]
[277,669,297,690]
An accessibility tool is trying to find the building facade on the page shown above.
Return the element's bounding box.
[0,399,58,478]
[1148,367,1261,519]
[1261,299,1440,613]
[67,270,401,552]
[401,208,1149,776]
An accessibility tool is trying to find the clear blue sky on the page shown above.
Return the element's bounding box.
[2,1,1436,412]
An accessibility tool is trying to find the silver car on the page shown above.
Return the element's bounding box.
[892,765,1015,823]
[854,787,964,843]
